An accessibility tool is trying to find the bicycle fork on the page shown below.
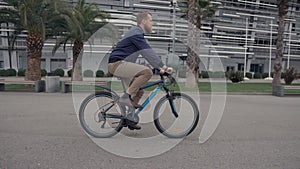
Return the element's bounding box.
[167,91,178,118]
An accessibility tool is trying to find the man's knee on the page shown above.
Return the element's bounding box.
[140,69,153,78]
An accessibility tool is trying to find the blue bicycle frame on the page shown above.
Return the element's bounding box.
[133,78,178,118]
[101,75,178,119]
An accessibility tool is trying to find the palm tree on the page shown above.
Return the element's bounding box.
[272,0,292,96]
[0,0,71,81]
[53,0,115,81]
[273,0,290,86]
[182,0,219,87]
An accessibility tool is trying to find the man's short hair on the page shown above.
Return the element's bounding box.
[137,11,152,25]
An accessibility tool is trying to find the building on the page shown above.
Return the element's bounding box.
[0,0,299,76]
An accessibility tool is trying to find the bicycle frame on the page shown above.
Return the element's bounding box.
[128,76,178,118]
[102,75,178,120]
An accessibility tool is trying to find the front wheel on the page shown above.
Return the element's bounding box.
[154,93,199,138]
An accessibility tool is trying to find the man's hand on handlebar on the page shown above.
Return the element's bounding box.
[159,65,173,75]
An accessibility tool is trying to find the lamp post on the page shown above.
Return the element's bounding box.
[265,20,273,80]
[243,18,249,81]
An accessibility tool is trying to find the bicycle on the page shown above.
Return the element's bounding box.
[79,71,199,138]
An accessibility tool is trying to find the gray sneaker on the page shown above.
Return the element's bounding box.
[128,124,141,130]
[119,96,141,109]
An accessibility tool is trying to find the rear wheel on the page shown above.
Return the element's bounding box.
[79,92,125,138]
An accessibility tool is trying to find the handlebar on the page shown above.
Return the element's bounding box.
[157,67,177,85]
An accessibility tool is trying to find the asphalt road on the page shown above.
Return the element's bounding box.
[0,92,299,169]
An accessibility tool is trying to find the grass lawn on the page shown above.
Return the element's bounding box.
[4,84,35,91]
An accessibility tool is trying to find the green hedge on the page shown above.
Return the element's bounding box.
[284,67,297,85]
[253,72,262,79]
[18,69,26,76]
[201,71,209,78]
[41,69,47,77]
[96,70,105,77]
[227,71,244,83]
[0,69,17,76]
[245,72,253,79]
[105,72,113,77]
[67,69,72,77]
[200,71,226,78]
[84,69,94,77]
[54,68,65,77]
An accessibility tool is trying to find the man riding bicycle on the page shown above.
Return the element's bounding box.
[108,11,171,130]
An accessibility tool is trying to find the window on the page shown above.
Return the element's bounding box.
[227,66,235,71]
[250,64,263,73]
[238,63,244,71]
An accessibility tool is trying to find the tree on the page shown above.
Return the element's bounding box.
[53,0,115,81]
[181,0,219,87]
[0,0,71,81]
[272,0,290,86]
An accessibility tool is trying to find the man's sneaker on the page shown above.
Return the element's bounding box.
[119,96,141,109]
[128,124,141,130]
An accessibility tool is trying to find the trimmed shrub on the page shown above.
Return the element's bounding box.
[245,72,253,79]
[6,69,17,76]
[262,73,269,79]
[227,71,244,83]
[0,69,7,76]
[105,72,113,77]
[253,72,262,79]
[67,69,72,77]
[284,67,297,85]
[18,69,26,76]
[201,71,209,78]
[41,69,47,77]
[96,70,105,77]
[54,68,65,77]
[84,69,94,77]
[281,73,284,79]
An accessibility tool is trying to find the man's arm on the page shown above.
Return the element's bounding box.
[130,34,165,69]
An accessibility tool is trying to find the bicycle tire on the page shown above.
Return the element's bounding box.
[79,91,125,138]
[154,93,199,138]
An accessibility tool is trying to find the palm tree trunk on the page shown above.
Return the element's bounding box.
[273,0,288,86]
[25,31,43,81]
[72,40,83,81]
[186,0,197,88]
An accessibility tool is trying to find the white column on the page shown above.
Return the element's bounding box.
[243,18,249,80]
[265,20,273,80]
[171,0,177,66]
[287,22,292,69]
